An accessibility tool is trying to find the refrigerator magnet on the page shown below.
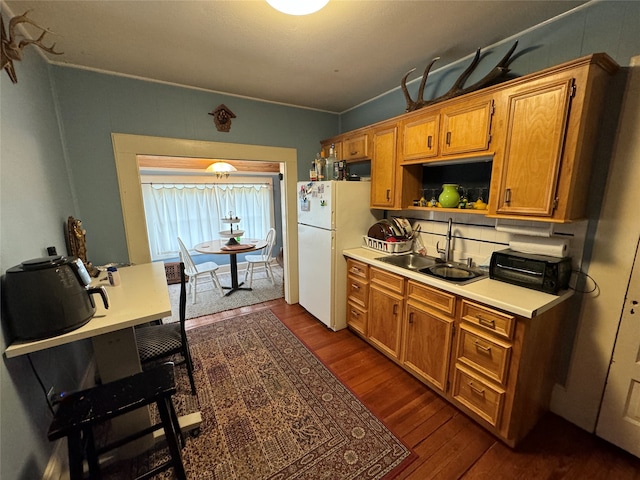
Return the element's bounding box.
[301,198,310,211]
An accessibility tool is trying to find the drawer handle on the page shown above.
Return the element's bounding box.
[427,135,433,149]
[474,341,492,354]
[393,304,399,315]
[386,189,391,201]
[350,150,358,156]
[351,283,360,290]
[350,267,361,274]
[351,310,360,317]
[468,382,485,396]
[446,131,452,146]
[477,315,496,329]
[409,312,414,324]
[504,188,512,205]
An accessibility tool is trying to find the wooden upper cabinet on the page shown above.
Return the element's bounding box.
[492,78,573,217]
[370,124,399,209]
[342,132,369,162]
[440,97,494,156]
[399,112,440,162]
[320,140,342,161]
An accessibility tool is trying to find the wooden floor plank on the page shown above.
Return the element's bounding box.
[187,299,640,480]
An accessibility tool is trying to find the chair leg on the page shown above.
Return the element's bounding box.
[266,262,275,285]
[183,344,197,396]
[66,430,85,480]
[156,397,187,480]
[191,277,198,304]
[246,263,254,288]
[209,272,224,296]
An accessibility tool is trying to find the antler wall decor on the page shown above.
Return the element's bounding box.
[401,41,518,112]
[1,10,63,83]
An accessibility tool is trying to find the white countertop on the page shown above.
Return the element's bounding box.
[344,248,573,318]
[4,262,172,358]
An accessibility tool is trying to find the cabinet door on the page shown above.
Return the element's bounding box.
[343,133,369,162]
[368,283,403,359]
[370,125,398,208]
[321,141,342,160]
[493,79,573,216]
[402,302,454,392]
[400,113,439,162]
[440,98,494,156]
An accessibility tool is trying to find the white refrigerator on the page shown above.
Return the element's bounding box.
[297,181,379,330]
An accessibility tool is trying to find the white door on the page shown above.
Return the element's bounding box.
[596,236,640,458]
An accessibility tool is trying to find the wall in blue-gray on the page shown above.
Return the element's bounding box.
[341,1,640,132]
[0,48,93,480]
[51,66,338,266]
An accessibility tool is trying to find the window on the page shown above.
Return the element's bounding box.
[142,182,273,261]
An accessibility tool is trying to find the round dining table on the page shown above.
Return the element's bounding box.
[194,238,267,296]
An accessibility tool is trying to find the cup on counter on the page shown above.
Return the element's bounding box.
[107,267,121,286]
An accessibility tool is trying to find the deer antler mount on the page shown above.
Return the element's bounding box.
[401,41,518,112]
[1,10,63,84]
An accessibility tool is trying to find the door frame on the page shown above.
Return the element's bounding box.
[111,133,299,304]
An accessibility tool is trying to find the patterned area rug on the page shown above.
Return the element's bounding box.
[164,265,284,322]
[104,310,413,479]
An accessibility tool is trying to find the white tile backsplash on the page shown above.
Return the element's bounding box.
[395,210,586,269]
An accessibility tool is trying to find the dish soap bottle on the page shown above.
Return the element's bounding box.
[327,144,337,181]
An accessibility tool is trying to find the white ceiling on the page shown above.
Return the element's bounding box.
[2,0,588,112]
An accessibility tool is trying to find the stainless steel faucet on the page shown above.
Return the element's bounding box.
[437,218,453,263]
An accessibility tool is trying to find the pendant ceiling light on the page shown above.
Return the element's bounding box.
[206,162,237,178]
[266,0,329,16]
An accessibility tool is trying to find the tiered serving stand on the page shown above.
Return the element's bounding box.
[220,213,244,246]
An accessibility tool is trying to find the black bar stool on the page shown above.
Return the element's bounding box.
[48,363,187,480]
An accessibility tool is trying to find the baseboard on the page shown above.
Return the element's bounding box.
[42,359,97,480]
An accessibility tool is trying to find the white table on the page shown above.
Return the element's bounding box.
[5,262,201,455]
[194,238,266,296]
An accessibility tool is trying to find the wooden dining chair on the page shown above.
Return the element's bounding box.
[135,262,197,395]
[177,237,224,303]
[243,228,277,288]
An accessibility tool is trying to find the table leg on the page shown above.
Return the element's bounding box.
[222,253,253,296]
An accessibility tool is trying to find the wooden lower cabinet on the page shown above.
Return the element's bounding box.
[401,281,455,393]
[367,267,405,359]
[344,259,567,447]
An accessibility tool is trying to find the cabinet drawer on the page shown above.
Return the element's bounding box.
[460,300,515,340]
[343,133,369,161]
[347,259,369,281]
[347,276,368,308]
[452,365,504,427]
[407,281,456,316]
[457,324,511,385]
[370,267,405,294]
[347,300,367,336]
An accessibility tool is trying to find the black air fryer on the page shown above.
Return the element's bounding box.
[2,256,109,341]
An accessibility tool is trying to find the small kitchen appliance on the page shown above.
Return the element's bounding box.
[489,249,572,294]
[2,255,109,341]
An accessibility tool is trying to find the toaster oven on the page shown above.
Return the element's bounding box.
[489,249,572,294]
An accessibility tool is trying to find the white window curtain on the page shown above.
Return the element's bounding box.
[142,183,273,261]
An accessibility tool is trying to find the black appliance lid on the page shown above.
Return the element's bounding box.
[20,255,67,270]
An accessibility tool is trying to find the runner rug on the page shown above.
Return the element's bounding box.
[104,309,413,479]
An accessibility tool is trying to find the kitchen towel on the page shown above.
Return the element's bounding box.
[508,235,569,257]
[495,222,553,237]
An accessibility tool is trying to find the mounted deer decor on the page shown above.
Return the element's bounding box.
[1,10,63,83]
[401,41,518,112]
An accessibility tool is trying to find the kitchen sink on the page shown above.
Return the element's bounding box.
[376,254,487,285]
[418,263,486,285]
[375,253,438,271]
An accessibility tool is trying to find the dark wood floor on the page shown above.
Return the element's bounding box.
[187,299,640,480]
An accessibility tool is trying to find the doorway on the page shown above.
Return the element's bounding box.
[111,133,299,304]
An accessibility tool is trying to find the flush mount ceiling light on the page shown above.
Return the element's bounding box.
[206,162,237,178]
[266,0,329,15]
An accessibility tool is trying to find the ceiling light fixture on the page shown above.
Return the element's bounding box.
[206,162,237,178]
[266,0,329,16]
